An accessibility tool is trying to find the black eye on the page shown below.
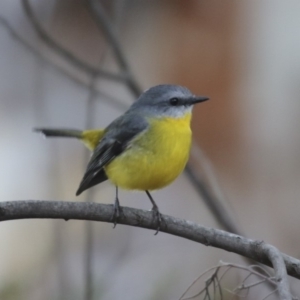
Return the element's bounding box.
[170,97,179,106]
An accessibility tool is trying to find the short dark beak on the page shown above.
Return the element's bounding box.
[190,96,209,105]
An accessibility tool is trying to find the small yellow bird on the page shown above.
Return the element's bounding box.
[35,84,208,230]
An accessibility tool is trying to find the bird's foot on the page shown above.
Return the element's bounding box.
[112,197,122,228]
[151,205,162,235]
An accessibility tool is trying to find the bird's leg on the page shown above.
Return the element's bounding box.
[145,190,162,235]
[112,186,121,228]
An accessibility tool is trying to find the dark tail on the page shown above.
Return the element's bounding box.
[34,128,83,139]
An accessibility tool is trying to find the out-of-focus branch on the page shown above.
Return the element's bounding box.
[0,200,299,283]
[185,164,242,235]
[190,143,227,205]
[21,0,126,83]
[87,0,141,97]
[188,143,242,234]
[0,15,127,111]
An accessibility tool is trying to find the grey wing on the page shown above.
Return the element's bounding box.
[76,113,149,195]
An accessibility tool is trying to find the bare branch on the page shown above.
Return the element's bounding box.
[21,0,126,83]
[0,200,299,283]
[184,164,243,235]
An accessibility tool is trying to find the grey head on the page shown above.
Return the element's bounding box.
[128,84,209,118]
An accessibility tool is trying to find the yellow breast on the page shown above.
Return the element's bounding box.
[105,113,192,191]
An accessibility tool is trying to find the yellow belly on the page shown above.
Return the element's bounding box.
[105,113,192,191]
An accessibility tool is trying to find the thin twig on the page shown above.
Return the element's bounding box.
[249,264,273,278]
[0,200,299,282]
[179,265,221,300]
[235,278,269,290]
[21,0,126,83]
[239,271,256,287]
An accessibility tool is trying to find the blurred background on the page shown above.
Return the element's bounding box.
[0,0,300,299]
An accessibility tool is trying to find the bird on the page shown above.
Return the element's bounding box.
[35,84,209,232]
